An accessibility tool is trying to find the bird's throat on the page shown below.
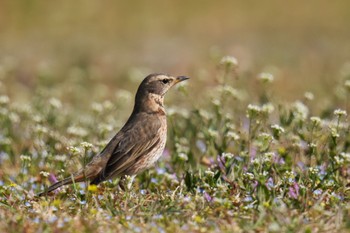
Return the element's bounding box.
[138,93,166,115]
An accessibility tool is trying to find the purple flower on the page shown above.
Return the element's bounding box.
[217,156,226,173]
[204,192,213,202]
[299,140,308,150]
[156,168,165,175]
[273,154,285,165]
[243,195,253,202]
[293,182,299,194]
[266,177,274,190]
[297,161,306,171]
[242,118,250,133]
[250,146,257,160]
[209,158,215,165]
[313,189,322,196]
[252,180,258,191]
[288,182,300,199]
[48,173,58,184]
[196,140,207,153]
[162,148,170,158]
[318,164,326,178]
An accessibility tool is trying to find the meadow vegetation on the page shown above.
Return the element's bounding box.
[1,56,350,232]
[1,1,350,232]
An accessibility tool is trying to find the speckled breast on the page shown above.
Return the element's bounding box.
[132,116,167,174]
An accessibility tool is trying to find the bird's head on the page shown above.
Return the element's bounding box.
[133,73,189,113]
[138,73,189,96]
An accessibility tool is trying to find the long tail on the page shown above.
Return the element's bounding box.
[37,173,86,197]
[37,155,107,196]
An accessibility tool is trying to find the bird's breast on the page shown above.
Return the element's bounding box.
[129,115,167,174]
[145,124,167,168]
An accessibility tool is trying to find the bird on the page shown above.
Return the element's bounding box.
[38,73,189,196]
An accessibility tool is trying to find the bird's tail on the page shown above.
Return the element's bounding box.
[37,155,106,196]
[37,173,86,197]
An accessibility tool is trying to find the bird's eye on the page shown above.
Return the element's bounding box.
[161,79,170,84]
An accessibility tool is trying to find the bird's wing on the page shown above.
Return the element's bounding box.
[96,113,162,181]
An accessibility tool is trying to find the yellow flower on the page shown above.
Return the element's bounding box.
[88,184,98,193]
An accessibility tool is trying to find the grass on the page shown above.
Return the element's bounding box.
[1,56,350,232]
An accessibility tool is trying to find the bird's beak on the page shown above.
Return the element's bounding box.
[174,76,190,84]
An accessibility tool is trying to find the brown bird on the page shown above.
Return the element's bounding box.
[38,73,189,196]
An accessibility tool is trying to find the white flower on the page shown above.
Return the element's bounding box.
[91,102,103,113]
[264,152,274,160]
[54,155,67,162]
[248,104,261,112]
[258,133,273,141]
[251,158,260,166]
[304,92,314,101]
[258,72,274,83]
[261,103,275,114]
[220,56,238,67]
[292,101,309,120]
[40,171,50,177]
[0,95,9,105]
[67,126,88,137]
[178,153,188,161]
[20,155,31,161]
[334,109,347,117]
[310,116,321,126]
[271,124,285,134]
[208,129,219,138]
[262,152,274,165]
[340,152,350,162]
[227,131,240,140]
[198,109,212,121]
[9,112,19,123]
[284,171,295,184]
[308,167,319,175]
[67,146,81,155]
[223,86,241,99]
[80,142,93,149]
[247,104,262,118]
[49,98,62,109]
[222,152,234,160]
[102,100,113,111]
[205,170,215,177]
[330,127,340,138]
[244,172,255,180]
[334,156,344,165]
[309,143,317,149]
[34,125,48,134]
[325,180,335,188]
[211,99,221,106]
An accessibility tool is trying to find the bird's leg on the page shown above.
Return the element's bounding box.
[118,175,136,191]
[118,176,126,191]
[126,175,136,190]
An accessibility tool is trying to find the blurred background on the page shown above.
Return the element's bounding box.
[0,0,350,108]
